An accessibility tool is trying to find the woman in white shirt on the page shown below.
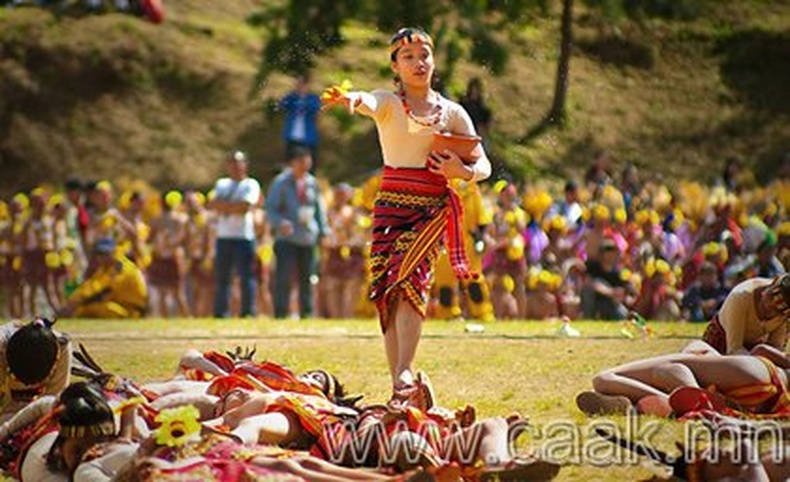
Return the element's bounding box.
[323,28,491,408]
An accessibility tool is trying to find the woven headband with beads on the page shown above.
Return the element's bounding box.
[308,369,335,398]
[390,31,434,57]
[59,420,116,438]
[768,277,790,317]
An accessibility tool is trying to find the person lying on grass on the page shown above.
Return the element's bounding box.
[576,341,789,418]
[203,372,559,481]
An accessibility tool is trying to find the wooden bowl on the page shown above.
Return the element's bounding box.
[431,132,482,164]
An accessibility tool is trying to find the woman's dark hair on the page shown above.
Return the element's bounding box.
[57,382,114,430]
[46,381,115,473]
[6,319,59,386]
[389,27,432,62]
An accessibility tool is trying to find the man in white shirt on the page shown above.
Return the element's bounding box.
[208,151,261,318]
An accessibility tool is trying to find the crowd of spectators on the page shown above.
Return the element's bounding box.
[0,148,786,321]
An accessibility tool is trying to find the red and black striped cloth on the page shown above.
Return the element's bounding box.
[369,167,474,333]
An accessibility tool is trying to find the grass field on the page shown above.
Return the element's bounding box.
[57,318,708,481]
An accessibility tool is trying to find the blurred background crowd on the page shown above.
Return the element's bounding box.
[0,148,787,322]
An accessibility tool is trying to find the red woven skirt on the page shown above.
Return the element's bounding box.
[369,167,473,333]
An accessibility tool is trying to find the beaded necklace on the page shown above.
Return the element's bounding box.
[398,89,443,127]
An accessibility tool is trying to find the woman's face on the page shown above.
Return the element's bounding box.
[392,42,435,89]
[759,289,781,319]
[300,370,330,396]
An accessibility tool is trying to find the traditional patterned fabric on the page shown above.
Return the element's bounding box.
[723,356,790,417]
[0,409,59,478]
[180,351,237,382]
[144,434,304,482]
[369,167,473,332]
[701,316,727,354]
[207,361,324,399]
[264,393,356,439]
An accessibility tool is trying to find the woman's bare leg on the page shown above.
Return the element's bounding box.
[393,300,422,387]
[383,306,400,383]
[591,353,699,401]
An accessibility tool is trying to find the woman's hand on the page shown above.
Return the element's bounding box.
[321,88,361,114]
[427,149,474,181]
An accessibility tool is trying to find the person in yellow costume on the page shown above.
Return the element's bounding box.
[354,171,381,318]
[433,179,494,321]
[60,238,148,319]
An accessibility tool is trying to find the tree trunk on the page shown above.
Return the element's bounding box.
[546,0,573,126]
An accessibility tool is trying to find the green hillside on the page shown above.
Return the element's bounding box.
[0,0,788,194]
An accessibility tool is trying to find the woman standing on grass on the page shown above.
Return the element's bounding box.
[323,28,491,407]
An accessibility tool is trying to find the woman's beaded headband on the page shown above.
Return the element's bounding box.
[390,28,433,58]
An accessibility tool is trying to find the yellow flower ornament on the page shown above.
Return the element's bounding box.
[153,405,201,447]
[321,79,354,102]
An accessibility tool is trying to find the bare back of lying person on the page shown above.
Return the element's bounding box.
[576,343,790,418]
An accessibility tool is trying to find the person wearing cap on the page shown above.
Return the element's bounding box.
[697,274,790,358]
[265,146,328,319]
[59,237,148,319]
[322,27,491,408]
[208,151,262,318]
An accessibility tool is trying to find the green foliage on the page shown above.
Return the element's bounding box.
[250,0,545,86]
[468,26,509,75]
[584,0,708,21]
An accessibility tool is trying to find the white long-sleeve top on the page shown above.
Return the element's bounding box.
[352,90,492,182]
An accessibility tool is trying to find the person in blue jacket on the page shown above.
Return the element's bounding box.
[279,74,322,168]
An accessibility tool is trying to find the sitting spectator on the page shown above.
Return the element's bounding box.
[525,270,562,320]
[632,258,681,321]
[548,180,583,228]
[753,233,785,278]
[59,238,148,319]
[581,239,633,320]
[681,261,729,322]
